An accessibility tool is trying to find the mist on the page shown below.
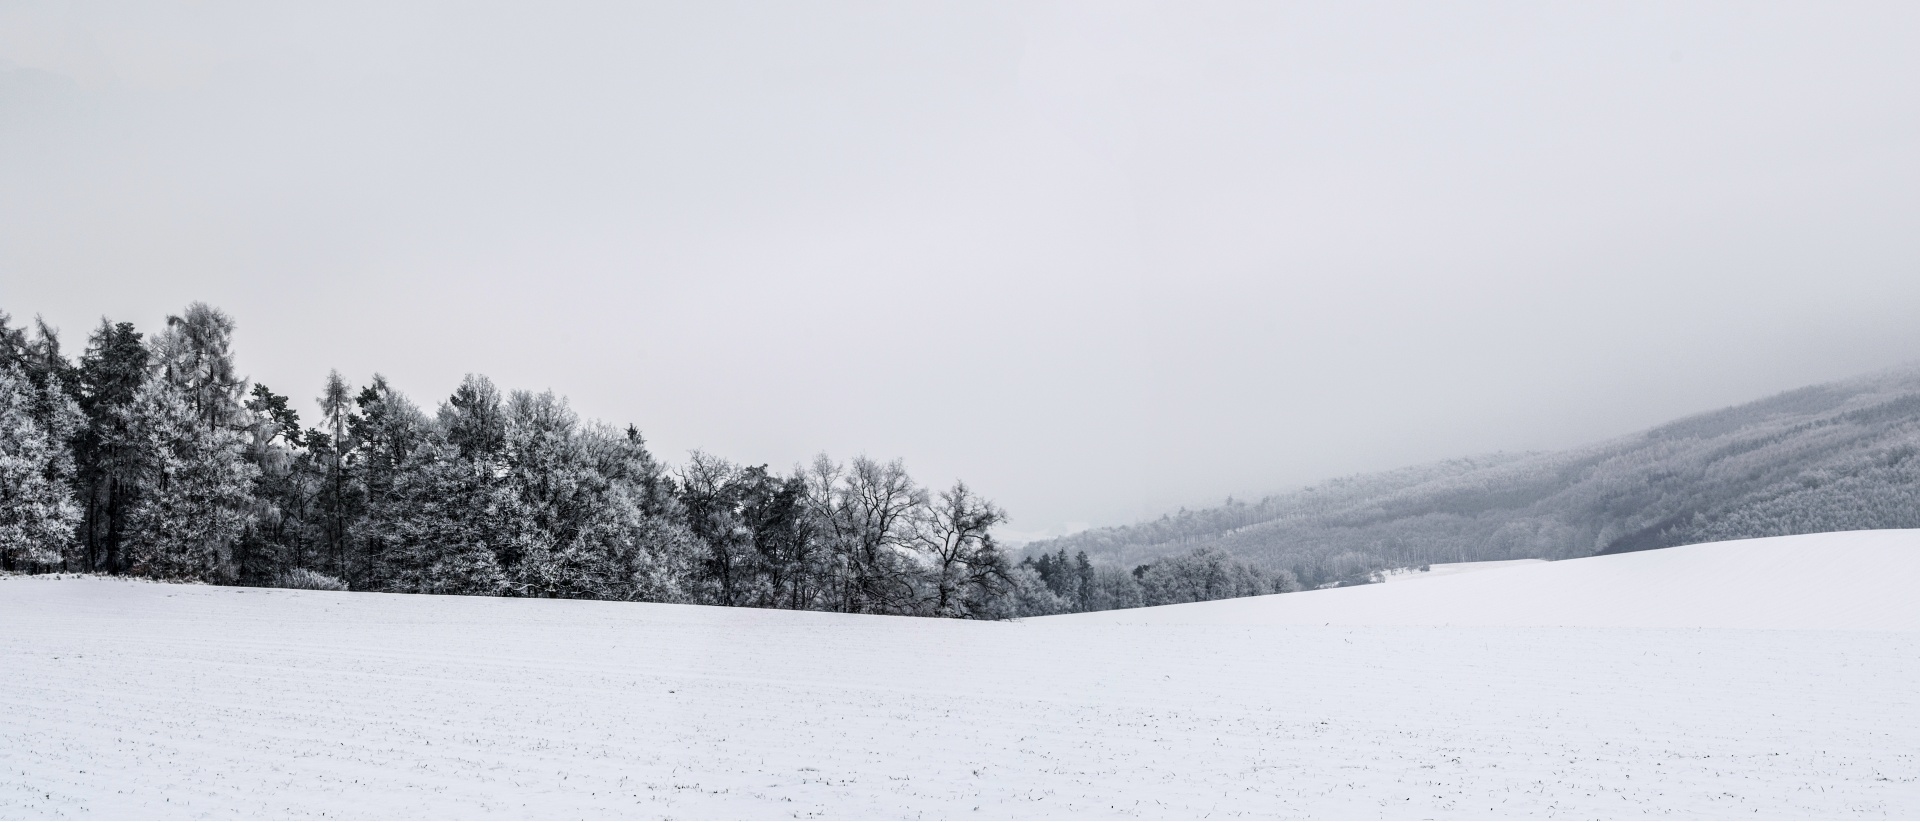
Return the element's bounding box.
[5,0,1919,540]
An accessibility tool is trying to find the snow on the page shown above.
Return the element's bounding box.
[4,530,1919,819]
[1064,530,1920,631]
[1377,558,1547,583]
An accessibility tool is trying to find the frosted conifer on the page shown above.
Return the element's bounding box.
[0,365,80,569]
[122,377,258,581]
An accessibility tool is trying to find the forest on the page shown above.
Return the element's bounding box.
[0,303,1276,618]
[1025,367,1920,584]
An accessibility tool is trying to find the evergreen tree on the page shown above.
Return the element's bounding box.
[353,376,436,589]
[740,471,819,610]
[441,374,508,461]
[366,436,508,596]
[313,369,363,579]
[679,451,758,606]
[499,389,598,598]
[121,305,260,581]
[1002,563,1070,617]
[122,377,257,580]
[577,422,700,603]
[1073,551,1094,611]
[154,303,247,433]
[237,383,319,584]
[0,364,80,570]
[0,315,86,569]
[73,320,150,572]
[0,302,1026,619]
[1083,566,1144,611]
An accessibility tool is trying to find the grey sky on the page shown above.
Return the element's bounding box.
[4,1,1919,540]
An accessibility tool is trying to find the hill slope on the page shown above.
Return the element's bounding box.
[4,530,1919,818]
[1027,365,1920,584]
[1061,529,1920,631]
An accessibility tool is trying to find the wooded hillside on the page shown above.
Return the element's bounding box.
[1026,367,1920,587]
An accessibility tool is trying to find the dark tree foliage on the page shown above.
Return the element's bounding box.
[72,321,148,572]
[1023,550,1089,605]
[1009,546,1290,615]
[236,383,315,584]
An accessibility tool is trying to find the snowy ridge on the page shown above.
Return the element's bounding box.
[1026,365,1920,578]
[4,530,1919,818]
[1060,529,1920,631]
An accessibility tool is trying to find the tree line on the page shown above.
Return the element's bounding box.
[1,303,1286,618]
[1008,546,1298,615]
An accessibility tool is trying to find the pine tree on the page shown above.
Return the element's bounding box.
[312,369,362,579]
[154,303,247,433]
[237,383,318,584]
[0,364,80,570]
[1073,551,1094,612]
[0,315,86,570]
[74,320,150,572]
[366,437,507,596]
[740,471,818,610]
[121,305,260,581]
[500,389,592,598]
[578,422,700,603]
[2,300,1037,619]
[122,377,257,580]
[349,375,430,587]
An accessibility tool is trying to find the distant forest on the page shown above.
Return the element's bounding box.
[0,303,1284,618]
[1025,367,1920,587]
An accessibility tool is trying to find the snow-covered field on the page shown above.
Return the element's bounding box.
[5,531,1919,819]
[1377,559,1547,583]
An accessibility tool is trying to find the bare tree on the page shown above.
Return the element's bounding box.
[802,454,855,610]
[824,456,926,615]
[916,480,1008,617]
[679,450,751,606]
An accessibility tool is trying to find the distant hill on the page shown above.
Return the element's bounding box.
[1055,530,1920,632]
[1024,365,1920,587]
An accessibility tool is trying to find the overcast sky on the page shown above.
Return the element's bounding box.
[4,1,1919,540]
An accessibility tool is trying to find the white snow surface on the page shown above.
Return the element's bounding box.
[1066,530,1920,631]
[4,530,1919,819]
[1377,558,1548,583]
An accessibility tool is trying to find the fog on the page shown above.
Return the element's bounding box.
[4,1,1919,540]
